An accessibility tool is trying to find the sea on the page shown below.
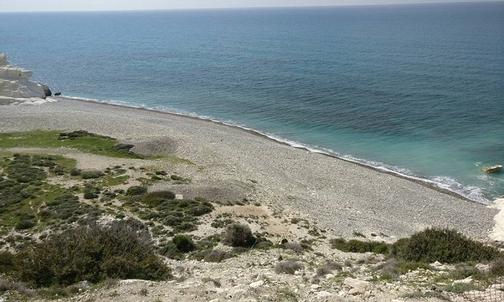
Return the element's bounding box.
[1,2,503,203]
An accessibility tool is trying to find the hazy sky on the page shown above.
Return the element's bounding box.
[0,0,498,12]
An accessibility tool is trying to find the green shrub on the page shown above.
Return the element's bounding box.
[0,251,16,273]
[15,219,36,230]
[126,186,147,196]
[142,191,176,206]
[10,222,170,287]
[83,184,101,200]
[43,193,86,222]
[6,155,47,184]
[391,228,501,263]
[80,170,104,179]
[330,238,389,254]
[83,192,99,199]
[70,168,81,176]
[223,224,256,248]
[172,235,195,253]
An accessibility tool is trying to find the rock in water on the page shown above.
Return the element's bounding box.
[483,165,502,174]
[0,53,48,99]
[41,84,52,97]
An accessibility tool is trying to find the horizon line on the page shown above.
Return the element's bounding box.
[0,0,502,13]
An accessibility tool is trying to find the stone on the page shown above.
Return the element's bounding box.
[316,291,332,298]
[41,84,52,97]
[343,278,371,295]
[249,280,263,289]
[430,261,451,271]
[475,263,490,273]
[453,276,473,284]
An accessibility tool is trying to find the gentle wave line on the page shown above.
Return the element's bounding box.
[61,95,490,204]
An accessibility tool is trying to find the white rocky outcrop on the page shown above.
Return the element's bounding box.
[0,53,47,99]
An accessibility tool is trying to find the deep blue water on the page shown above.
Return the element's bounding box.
[1,2,503,202]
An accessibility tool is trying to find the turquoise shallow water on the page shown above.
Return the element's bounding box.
[1,2,503,202]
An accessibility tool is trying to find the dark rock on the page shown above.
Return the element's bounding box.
[115,143,135,151]
[58,130,93,140]
[41,84,52,97]
[54,92,62,96]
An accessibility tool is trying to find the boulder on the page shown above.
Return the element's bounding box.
[41,84,52,97]
[483,165,502,174]
[343,278,371,295]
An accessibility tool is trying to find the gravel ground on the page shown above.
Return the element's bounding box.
[0,97,497,241]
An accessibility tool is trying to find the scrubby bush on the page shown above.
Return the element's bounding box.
[126,186,147,196]
[203,249,232,263]
[489,258,504,276]
[52,166,65,175]
[0,251,16,273]
[391,228,501,263]
[15,219,36,230]
[223,224,256,248]
[330,238,389,254]
[5,155,47,184]
[9,222,170,287]
[80,170,104,179]
[282,241,304,253]
[83,192,99,199]
[275,260,303,274]
[172,235,195,253]
[70,168,81,176]
[377,258,430,280]
[316,260,342,277]
[142,191,176,206]
[43,193,83,221]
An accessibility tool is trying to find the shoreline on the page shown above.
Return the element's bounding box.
[0,96,498,240]
[60,95,483,205]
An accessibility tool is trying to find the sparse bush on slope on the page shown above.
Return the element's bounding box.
[223,224,256,248]
[7,221,171,287]
[330,238,389,254]
[391,228,501,264]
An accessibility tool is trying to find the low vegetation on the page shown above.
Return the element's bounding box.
[330,238,389,254]
[331,228,501,265]
[391,228,501,263]
[124,190,214,233]
[1,222,170,287]
[0,130,142,158]
[223,224,256,248]
[275,260,303,275]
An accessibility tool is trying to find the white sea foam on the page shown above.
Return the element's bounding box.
[59,95,491,204]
